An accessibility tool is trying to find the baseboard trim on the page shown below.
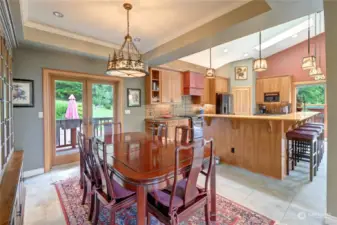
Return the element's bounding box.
[23,168,44,178]
[325,214,337,224]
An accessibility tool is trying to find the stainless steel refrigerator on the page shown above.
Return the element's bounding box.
[216,93,233,114]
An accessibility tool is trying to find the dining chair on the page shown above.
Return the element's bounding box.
[78,132,97,220]
[151,121,168,144]
[103,121,122,135]
[91,138,136,225]
[174,125,193,145]
[147,139,214,225]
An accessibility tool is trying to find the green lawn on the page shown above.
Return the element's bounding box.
[55,100,113,119]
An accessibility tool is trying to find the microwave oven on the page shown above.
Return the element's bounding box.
[264,92,280,102]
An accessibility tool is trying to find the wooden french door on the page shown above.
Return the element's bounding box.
[50,76,115,166]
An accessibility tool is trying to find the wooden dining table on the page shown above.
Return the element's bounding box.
[98,132,217,225]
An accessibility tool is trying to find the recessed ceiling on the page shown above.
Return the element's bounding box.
[180,12,325,69]
[23,0,251,53]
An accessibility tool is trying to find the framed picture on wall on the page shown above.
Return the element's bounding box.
[13,79,34,107]
[235,66,248,80]
[127,88,141,107]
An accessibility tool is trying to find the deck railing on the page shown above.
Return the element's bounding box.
[56,117,113,151]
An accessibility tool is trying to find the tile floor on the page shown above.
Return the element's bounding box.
[24,153,335,225]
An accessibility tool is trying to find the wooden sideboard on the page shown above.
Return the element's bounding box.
[0,151,25,225]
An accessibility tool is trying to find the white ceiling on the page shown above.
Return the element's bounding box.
[180,12,325,69]
[23,0,250,53]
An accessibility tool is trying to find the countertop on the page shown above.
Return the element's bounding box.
[144,117,189,122]
[201,112,320,121]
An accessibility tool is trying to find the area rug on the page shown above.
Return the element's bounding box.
[55,177,275,225]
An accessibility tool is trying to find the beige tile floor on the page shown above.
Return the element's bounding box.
[24,153,335,225]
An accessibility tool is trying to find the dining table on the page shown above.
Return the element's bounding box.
[98,132,217,225]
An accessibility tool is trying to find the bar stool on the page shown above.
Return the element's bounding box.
[301,123,325,166]
[295,126,321,170]
[286,129,318,181]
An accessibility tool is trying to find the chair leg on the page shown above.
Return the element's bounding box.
[310,141,314,182]
[204,203,210,225]
[109,211,115,225]
[286,139,290,175]
[92,193,100,225]
[82,181,87,205]
[88,190,95,221]
[147,212,151,225]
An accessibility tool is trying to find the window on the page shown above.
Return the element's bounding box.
[0,35,14,177]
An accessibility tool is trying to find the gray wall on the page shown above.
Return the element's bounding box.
[216,59,257,114]
[13,47,145,171]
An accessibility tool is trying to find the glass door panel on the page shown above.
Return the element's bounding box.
[53,79,85,165]
[87,81,115,137]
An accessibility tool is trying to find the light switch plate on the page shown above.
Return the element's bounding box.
[125,110,131,115]
[38,112,43,118]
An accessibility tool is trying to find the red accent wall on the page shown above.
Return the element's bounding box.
[258,33,326,82]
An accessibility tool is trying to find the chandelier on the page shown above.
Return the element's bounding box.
[253,31,267,72]
[106,3,148,77]
[205,48,215,78]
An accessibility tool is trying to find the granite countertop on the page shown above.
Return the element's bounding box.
[201,112,320,121]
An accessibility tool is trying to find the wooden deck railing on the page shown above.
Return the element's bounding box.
[56,117,113,151]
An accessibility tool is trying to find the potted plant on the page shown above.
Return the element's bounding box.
[296,96,303,112]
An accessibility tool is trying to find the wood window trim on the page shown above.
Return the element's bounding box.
[42,68,124,173]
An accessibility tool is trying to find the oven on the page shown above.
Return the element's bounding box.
[264,92,280,102]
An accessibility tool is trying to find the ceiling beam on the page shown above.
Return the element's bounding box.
[143,0,271,66]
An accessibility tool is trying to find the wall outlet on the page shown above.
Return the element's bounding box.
[231,148,235,153]
[38,112,43,118]
[125,109,131,115]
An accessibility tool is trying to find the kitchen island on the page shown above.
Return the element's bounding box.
[202,112,320,179]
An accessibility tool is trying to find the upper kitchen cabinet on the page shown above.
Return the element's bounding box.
[183,71,204,96]
[214,77,229,93]
[255,75,292,104]
[161,69,182,103]
[145,68,162,104]
[145,67,182,104]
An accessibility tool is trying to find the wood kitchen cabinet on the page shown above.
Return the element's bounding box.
[146,68,182,104]
[256,75,292,104]
[183,71,204,96]
[215,77,228,93]
[201,78,210,104]
[161,69,182,103]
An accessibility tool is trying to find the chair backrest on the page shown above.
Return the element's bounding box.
[103,122,122,135]
[92,138,117,200]
[174,125,193,145]
[78,131,87,173]
[151,122,168,143]
[169,139,214,213]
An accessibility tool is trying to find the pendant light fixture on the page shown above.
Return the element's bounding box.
[302,14,316,70]
[309,11,325,80]
[205,48,215,78]
[253,31,267,72]
[106,3,148,77]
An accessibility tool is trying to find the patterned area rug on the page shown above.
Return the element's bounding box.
[55,177,275,225]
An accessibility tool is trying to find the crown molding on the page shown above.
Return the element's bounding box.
[0,0,18,49]
[24,21,121,50]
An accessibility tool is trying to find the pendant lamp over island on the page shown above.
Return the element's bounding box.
[309,11,325,80]
[106,3,148,78]
[205,48,216,78]
[302,15,316,71]
[253,31,268,72]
